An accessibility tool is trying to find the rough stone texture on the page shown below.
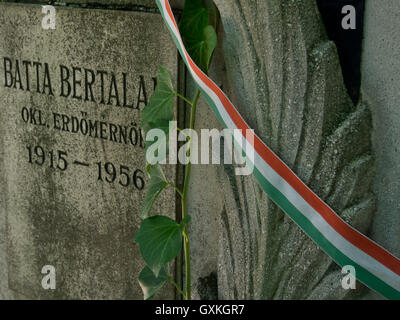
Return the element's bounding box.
[0,187,15,299]
[0,3,178,299]
[0,0,183,8]
[2,0,397,301]
[186,41,225,299]
[361,0,400,281]
[57,0,183,7]
[212,0,376,299]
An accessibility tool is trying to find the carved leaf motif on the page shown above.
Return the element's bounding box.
[214,0,375,299]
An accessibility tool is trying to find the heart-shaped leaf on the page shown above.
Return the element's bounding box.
[141,66,175,137]
[141,165,168,219]
[138,265,168,300]
[134,215,183,277]
[179,0,217,73]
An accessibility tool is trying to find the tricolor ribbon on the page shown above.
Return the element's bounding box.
[156,0,400,299]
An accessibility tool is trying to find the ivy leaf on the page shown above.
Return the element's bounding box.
[179,0,209,44]
[179,0,217,73]
[134,215,183,277]
[138,265,168,300]
[141,165,168,219]
[141,66,175,137]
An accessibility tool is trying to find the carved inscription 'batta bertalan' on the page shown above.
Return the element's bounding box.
[0,5,177,299]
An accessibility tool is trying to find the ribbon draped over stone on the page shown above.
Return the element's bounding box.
[156,0,400,299]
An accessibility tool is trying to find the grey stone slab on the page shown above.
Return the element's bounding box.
[361,0,400,269]
[0,3,178,299]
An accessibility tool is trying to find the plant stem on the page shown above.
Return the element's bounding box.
[181,89,200,300]
[169,277,187,299]
[176,127,189,140]
[175,92,193,106]
[168,182,184,198]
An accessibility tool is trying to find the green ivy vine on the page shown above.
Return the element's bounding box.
[134,0,218,300]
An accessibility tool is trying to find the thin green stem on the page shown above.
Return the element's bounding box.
[168,182,184,198]
[175,92,193,106]
[181,89,201,300]
[176,127,189,140]
[169,277,187,299]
